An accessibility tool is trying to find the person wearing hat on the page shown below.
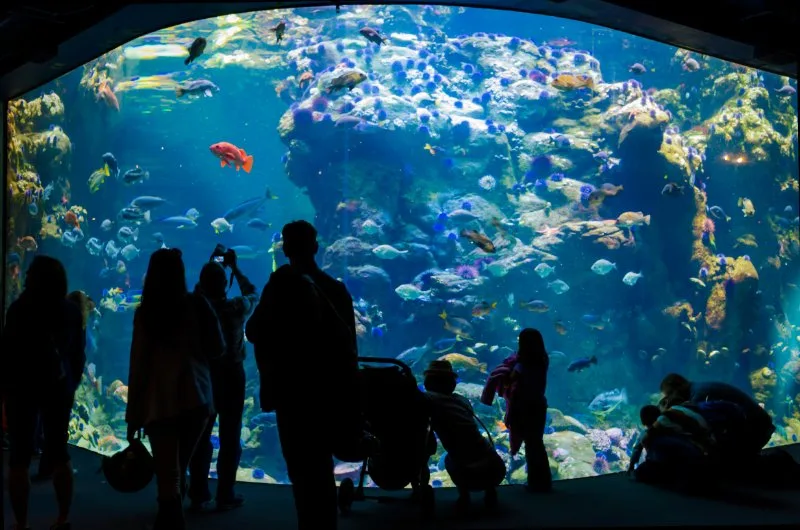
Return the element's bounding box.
[423,360,506,512]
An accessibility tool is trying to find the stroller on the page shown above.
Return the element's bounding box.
[337,357,435,517]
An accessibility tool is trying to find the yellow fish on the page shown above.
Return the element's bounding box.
[424,143,439,156]
[737,197,755,217]
[437,353,487,373]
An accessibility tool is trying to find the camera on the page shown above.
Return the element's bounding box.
[210,244,235,267]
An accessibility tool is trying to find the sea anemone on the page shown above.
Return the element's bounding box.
[425,81,437,92]
[703,217,715,234]
[376,109,387,121]
[311,96,329,112]
[454,100,463,108]
[292,108,314,128]
[456,264,480,279]
[480,91,491,104]
[406,58,415,69]
[418,125,430,136]
[593,455,610,475]
[391,60,403,72]
[508,36,521,50]
[573,53,586,65]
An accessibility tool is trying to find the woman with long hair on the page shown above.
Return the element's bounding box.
[125,248,225,530]
[1,255,86,530]
[515,328,552,491]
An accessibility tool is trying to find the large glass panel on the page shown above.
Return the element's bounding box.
[3,5,798,486]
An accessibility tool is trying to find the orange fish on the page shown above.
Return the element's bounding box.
[17,236,38,252]
[554,320,568,335]
[210,142,254,173]
[97,82,119,111]
[551,74,595,91]
[64,211,80,229]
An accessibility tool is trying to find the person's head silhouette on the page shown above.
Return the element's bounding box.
[25,255,68,302]
[199,262,227,299]
[518,327,547,365]
[281,220,319,266]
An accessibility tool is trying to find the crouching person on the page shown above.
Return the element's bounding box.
[423,360,506,512]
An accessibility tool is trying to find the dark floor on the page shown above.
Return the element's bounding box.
[3,445,800,529]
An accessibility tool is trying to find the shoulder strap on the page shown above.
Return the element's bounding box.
[300,274,352,332]
[471,409,495,447]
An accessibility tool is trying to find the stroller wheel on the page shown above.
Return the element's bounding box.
[338,478,355,515]
[420,484,435,519]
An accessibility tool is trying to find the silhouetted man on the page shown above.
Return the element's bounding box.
[246,220,361,530]
[189,247,258,511]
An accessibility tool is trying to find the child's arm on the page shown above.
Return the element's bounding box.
[627,430,650,474]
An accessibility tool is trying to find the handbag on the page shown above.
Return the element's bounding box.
[102,430,154,493]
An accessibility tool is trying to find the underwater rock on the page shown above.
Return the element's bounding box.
[749,365,777,405]
[346,264,392,291]
[544,430,596,470]
[322,237,375,274]
[547,408,589,434]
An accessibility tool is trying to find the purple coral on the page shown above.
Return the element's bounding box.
[587,429,612,452]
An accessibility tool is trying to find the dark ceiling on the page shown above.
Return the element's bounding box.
[0,0,797,100]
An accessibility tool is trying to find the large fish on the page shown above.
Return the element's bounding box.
[223,187,274,222]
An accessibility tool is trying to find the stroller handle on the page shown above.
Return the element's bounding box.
[357,356,414,379]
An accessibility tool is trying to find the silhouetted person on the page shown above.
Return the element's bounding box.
[628,404,713,483]
[482,328,551,492]
[514,328,552,492]
[36,290,95,480]
[1,256,86,530]
[247,220,361,530]
[660,373,775,457]
[189,247,258,511]
[423,360,505,511]
[125,248,225,530]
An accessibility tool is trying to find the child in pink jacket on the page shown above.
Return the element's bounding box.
[482,328,551,492]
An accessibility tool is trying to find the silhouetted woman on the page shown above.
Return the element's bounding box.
[514,328,551,491]
[125,248,225,530]
[1,256,86,530]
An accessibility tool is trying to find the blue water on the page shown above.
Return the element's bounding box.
[5,5,799,486]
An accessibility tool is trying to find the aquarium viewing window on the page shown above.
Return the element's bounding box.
[3,4,799,486]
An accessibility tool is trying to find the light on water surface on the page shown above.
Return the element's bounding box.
[3,5,799,486]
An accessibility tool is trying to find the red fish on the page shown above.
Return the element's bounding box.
[210,142,254,173]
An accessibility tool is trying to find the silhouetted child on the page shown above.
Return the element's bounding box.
[628,403,712,483]
[482,328,551,492]
[423,360,505,511]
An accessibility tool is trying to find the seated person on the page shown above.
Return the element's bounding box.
[660,373,774,456]
[423,360,506,510]
[628,404,712,480]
